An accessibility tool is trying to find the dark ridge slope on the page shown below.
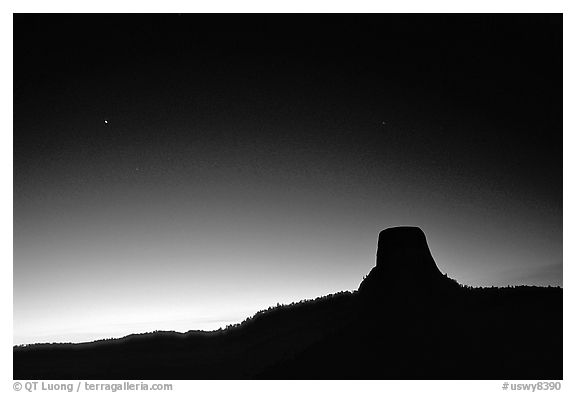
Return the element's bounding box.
[14,227,562,379]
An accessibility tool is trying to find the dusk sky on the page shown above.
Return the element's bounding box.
[14,14,562,344]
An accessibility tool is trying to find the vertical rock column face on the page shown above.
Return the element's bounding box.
[359,227,452,296]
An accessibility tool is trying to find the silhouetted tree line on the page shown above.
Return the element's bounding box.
[14,283,562,350]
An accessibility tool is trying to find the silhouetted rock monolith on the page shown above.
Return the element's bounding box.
[358,226,459,298]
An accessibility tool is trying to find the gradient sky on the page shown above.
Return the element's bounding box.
[14,14,562,344]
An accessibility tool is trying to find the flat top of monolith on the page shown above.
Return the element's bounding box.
[376,226,432,268]
[378,226,426,247]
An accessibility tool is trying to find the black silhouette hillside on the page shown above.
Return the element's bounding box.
[14,227,562,380]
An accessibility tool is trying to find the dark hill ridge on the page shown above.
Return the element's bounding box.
[14,227,562,380]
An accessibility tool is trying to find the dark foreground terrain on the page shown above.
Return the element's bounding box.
[14,227,562,379]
